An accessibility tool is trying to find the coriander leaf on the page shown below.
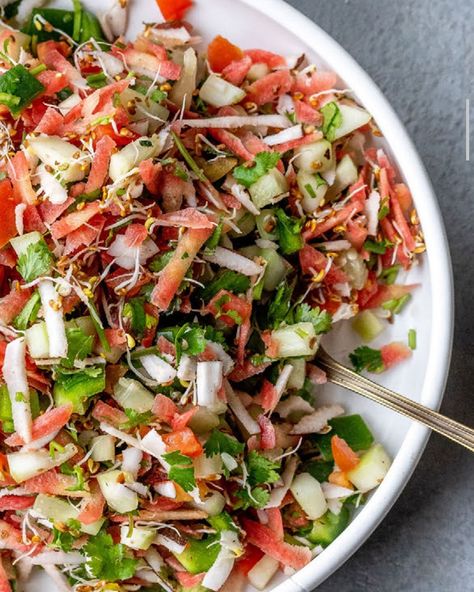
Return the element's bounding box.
[16,240,52,282]
[235,486,270,510]
[233,152,281,188]
[52,527,75,551]
[294,303,332,334]
[204,429,244,458]
[63,327,94,368]
[275,208,304,255]
[321,101,342,142]
[163,450,196,492]
[123,297,146,336]
[267,281,294,328]
[363,238,393,255]
[247,451,280,486]
[200,270,250,301]
[149,251,174,272]
[349,346,384,373]
[84,531,138,582]
[121,409,153,429]
[13,291,41,330]
[0,65,44,116]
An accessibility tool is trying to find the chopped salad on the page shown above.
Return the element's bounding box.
[0,1,424,591]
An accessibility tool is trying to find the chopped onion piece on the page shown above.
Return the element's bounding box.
[264,124,303,146]
[7,443,77,483]
[365,190,381,236]
[177,114,292,129]
[38,280,68,359]
[30,551,86,565]
[177,354,197,381]
[155,481,176,498]
[290,405,344,435]
[204,246,263,276]
[121,446,143,479]
[224,381,259,435]
[140,354,177,384]
[202,530,241,591]
[196,361,224,412]
[2,338,32,444]
[37,166,68,205]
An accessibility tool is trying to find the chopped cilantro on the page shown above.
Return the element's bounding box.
[200,270,250,301]
[363,238,393,255]
[204,429,244,458]
[149,251,174,272]
[321,101,342,142]
[233,152,281,188]
[349,346,384,373]
[267,281,294,328]
[235,486,270,510]
[16,239,53,283]
[293,303,332,334]
[121,408,153,429]
[247,451,280,486]
[123,297,147,336]
[13,291,41,330]
[63,327,94,368]
[163,450,196,492]
[84,531,138,582]
[275,208,305,255]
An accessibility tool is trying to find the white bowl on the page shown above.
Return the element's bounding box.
[27,0,453,590]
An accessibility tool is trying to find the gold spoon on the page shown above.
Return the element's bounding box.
[316,347,474,452]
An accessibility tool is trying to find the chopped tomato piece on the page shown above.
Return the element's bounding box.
[51,202,101,240]
[331,435,359,472]
[222,55,252,85]
[152,394,178,423]
[0,179,18,249]
[155,0,193,20]
[237,544,264,575]
[84,135,116,194]
[244,49,286,69]
[207,36,243,73]
[246,69,293,106]
[0,495,34,511]
[92,401,128,428]
[162,427,203,458]
[0,287,32,325]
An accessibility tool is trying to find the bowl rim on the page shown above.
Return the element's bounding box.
[233,0,454,589]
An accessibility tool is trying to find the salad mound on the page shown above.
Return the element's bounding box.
[0,1,423,591]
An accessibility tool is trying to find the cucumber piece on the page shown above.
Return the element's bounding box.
[28,136,89,183]
[199,74,246,108]
[25,322,50,359]
[256,208,277,240]
[307,506,350,547]
[175,535,220,574]
[109,134,163,182]
[293,139,333,173]
[346,444,391,492]
[113,377,154,413]
[333,104,371,140]
[228,209,256,238]
[315,415,375,461]
[290,472,327,519]
[120,524,156,550]
[287,358,306,390]
[10,231,42,256]
[33,494,104,535]
[326,154,358,201]
[297,171,328,213]
[91,435,116,463]
[270,322,318,358]
[260,247,289,291]
[97,469,138,513]
[352,310,384,342]
[249,168,288,209]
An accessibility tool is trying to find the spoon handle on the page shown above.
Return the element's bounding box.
[316,348,474,453]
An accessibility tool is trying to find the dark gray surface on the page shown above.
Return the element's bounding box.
[286,1,474,590]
